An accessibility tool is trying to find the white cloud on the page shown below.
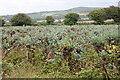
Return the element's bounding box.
[0,0,118,15]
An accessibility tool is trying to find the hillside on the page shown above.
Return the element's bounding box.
[3,7,100,21]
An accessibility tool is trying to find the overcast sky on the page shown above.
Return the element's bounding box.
[0,0,119,15]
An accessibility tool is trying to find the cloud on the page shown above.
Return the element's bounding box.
[0,0,118,15]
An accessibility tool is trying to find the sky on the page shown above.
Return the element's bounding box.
[0,0,119,15]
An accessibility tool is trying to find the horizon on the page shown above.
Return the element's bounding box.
[0,0,119,16]
[1,6,103,16]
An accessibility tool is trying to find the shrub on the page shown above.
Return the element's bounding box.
[88,9,107,24]
[0,18,5,26]
[10,13,32,26]
[46,16,55,25]
[104,6,120,23]
[64,13,80,25]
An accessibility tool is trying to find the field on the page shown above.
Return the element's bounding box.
[0,25,120,78]
[3,7,99,21]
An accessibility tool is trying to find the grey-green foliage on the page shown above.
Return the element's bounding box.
[1,25,118,49]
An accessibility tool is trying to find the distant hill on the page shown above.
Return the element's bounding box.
[118,1,120,7]
[2,7,100,21]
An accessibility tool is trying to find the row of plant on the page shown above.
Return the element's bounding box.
[1,25,120,78]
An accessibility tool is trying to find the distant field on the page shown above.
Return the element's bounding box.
[1,25,119,78]
[3,7,100,21]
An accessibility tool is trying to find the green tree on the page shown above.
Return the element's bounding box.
[104,6,120,23]
[46,16,55,25]
[88,9,107,24]
[10,13,32,26]
[64,13,80,25]
[0,18,5,26]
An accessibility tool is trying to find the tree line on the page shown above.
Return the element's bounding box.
[88,6,120,24]
[0,6,119,26]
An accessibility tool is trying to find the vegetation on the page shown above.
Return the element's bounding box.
[0,18,5,26]
[88,9,107,24]
[1,6,119,26]
[1,25,119,78]
[0,5,120,79]
[2,7,99,21]
[46,16,55,25]
[10,13,32,26]
[64,13,80,25]
[104,6,120,23]
[88,6,120,24]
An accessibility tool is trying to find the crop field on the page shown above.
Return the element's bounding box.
[0,25,120,78]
